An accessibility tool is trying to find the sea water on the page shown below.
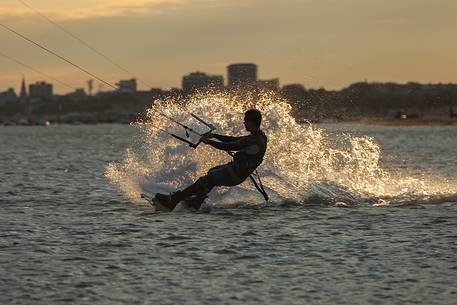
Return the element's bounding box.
[1,93,457,304]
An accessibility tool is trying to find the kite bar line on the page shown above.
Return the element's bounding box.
[15,0,153,89]
[0,22,117,89]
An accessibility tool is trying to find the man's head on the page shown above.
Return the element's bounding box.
[244,109,262,131]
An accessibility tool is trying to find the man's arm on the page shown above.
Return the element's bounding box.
[204,136,256,152]
[212,133,242,143]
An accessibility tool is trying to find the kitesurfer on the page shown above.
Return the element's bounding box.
[155,109,268,210]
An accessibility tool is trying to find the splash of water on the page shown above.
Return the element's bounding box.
[105,91,457,206]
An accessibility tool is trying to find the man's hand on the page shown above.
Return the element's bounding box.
[200,136,212,144]
[200,132,214,144]
[202,132,214,138]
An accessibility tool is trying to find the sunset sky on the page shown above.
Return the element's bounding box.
[1,0,456,93]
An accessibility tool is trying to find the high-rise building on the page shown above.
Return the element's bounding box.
[29,81,53,100]
[182,72,224,93]
[117,79,137,93]
[227,63,257,88]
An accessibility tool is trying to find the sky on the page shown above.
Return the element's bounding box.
[0,0,456,93]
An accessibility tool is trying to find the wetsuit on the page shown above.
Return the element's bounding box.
[169,130,268,207]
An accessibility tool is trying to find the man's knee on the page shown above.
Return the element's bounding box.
[195,175,214,194]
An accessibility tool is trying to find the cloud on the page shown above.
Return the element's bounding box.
[0,0,184,21]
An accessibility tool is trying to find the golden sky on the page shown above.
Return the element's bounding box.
[1,0,456,93]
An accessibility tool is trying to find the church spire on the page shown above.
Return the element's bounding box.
[20,75,27,101]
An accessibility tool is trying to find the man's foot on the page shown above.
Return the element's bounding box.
[187,195,207,210]
[155,193,177,211]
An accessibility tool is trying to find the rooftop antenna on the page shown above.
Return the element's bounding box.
[87,79,93,96]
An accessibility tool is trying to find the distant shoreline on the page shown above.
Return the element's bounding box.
[357,117,457,126]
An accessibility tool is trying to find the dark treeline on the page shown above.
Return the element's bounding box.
[282,82,457,121]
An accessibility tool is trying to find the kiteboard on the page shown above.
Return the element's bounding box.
[140,193,204,213]
[141,193,172,212]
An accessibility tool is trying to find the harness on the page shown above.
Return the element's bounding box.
[232,131,268,178]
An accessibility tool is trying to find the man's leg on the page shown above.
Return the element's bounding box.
[155,173,216,210]
[170,175,215,203]
[155,163,244,209]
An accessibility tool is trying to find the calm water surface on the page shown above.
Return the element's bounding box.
[1,124,456,305]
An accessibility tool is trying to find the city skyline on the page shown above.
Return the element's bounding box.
[4,62,457,98]
[1,0,457,94]
[2,62,281,97]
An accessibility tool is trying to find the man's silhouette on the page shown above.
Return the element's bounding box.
[155,109,267,210]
